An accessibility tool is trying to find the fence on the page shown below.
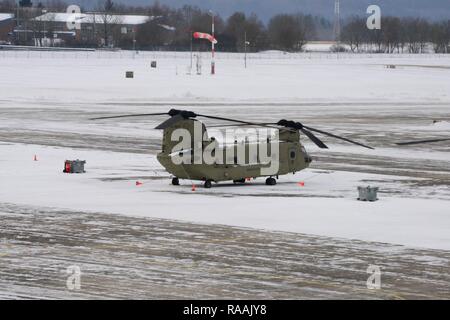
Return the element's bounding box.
[0,48,449,61]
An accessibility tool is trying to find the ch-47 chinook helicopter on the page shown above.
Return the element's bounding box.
[92,109,374,188]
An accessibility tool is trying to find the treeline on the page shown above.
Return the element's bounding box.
[1,0,449,53]
[341,16,450,53]
[0,0,331,51]
[112,2,330,52]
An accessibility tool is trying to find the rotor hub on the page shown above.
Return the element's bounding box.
[168,109,197,119]
[277,119,304,130]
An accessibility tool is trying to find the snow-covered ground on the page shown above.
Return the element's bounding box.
[1,51,449,252]
[1,50,449,104]
[1,142,449,250]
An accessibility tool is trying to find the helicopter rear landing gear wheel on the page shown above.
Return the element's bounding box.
[204,180,213,189]
[266,177,277,186]
[172,177,180,186]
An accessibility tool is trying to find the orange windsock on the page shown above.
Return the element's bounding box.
[193,32,218,44]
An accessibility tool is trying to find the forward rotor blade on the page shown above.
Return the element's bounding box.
[208,123,265,128]
[396,138,450,146]
[197,114,265,126]
[300,128,328,149]
[196,114,291,131]
[90,113,168,120]
[303,126,374,150]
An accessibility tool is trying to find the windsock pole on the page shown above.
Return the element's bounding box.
[210,11,215,75]
[192,29,218,74]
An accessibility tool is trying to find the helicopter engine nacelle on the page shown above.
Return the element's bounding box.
[279,129,300,142]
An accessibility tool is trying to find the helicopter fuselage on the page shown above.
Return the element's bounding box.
[157,141,312,182]
[156,119,312,184]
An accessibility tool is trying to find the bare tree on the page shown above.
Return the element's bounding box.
[44,12,56,46]
[0,0,15,12]
[431,20,450,53]
[268,14,312,52]
[16,3,38,45]
[244,14,267,52]
[19,0,32,7]
[341,17,366,52]
[403,18,430,53]
[226,12,246,52]
[28,9,43,46]
[382,16,402,53]
[45,0,68,12]
[225,12,266,52]
[96,0,122,47]
[135,3,173,49]
[136,18,168,49]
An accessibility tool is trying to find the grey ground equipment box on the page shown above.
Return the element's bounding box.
[64,160,86,174]
[358,186,379,202]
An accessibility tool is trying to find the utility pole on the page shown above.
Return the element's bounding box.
[93,12,97,47]
[209,10,215,75]
[42,9,47,47]
[133,27,136,52]
[16,4,20,44]
[190,31,193,73]
[333,0,341,43]
[244,31,250,69]
[187,7,193,73]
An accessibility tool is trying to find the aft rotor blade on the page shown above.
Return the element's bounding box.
[300,128,328,149]
[396,138,450,146]
[90,113,168,120]
[303,126,374,150]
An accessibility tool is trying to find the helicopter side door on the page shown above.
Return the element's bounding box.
[288,147,298,172]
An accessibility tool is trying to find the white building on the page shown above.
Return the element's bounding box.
[32,12,156,46]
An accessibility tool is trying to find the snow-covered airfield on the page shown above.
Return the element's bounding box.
[0,50,449,299]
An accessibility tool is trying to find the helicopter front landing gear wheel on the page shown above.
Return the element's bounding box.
[204,180,213,189]
[266,177,277,186]
[172,177,180,186]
